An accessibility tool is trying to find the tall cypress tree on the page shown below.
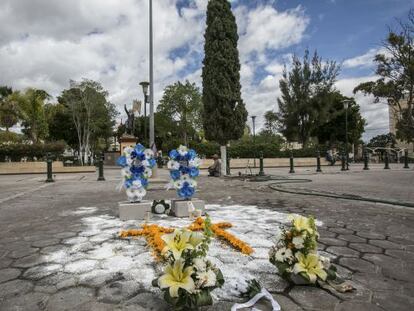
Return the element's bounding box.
[202,0,247,174]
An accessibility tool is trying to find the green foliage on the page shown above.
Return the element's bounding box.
[0,86,19,131]
[202,0,247,145]
[367,133,397,148]
[44,103,78,148]
[0,130,23,143]
[312,92,366,146]
[240,279,262,300]
[263,110,279,135]
[354,10,414,145]
[10,88,49,142]
[277,50,340,147]
[158,80,202,146]
[0,141,66,162]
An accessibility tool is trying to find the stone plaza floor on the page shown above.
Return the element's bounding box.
[0,164,413,310]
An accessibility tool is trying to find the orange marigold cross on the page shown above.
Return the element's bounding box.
[119,217,253,256]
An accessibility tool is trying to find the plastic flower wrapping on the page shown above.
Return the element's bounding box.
[116,144,156,202]
[153,216,224,310]
[269,215,337,285]
[167,145,201,200]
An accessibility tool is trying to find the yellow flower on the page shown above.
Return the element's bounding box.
[189,232,203,247]
[162,229,194,260]
[158,259,195,297]
[291,215,314,234]
[293,252,327,283]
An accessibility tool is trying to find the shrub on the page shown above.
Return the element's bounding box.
[0,141,66,162]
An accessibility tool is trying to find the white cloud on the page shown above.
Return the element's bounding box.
[342,47,386,68]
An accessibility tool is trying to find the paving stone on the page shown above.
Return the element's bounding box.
[355,231,386,240]
[0,279,34,300]
[349,243,382,254]
[53,232,77,239]
[0,267,21,283]
[0,292,49,311]
[319,238,347,246]
[256,272,289,293]
[385,249,414,262]
[328,227,354,235]
[124,292,170,310]
[78,270,120,287]
[362,253,403,268]
[288,286,339,310]
[40,245,69,255]
[46,287,95,311]
[317,228,336,238]
[339,257,377,273]
[8,247,39,259]
[326,246,360,258]
[337,234,366,244]
[368,239,403,250]
[64,259,98,274]
[98,280,142,303]
[34,285,58,294]
[32,238,61,248]
[13,253,49,268]
[62,236,88,245]
[271,294,303,311]
[23,264,62,280]
[334,301,383,311]
[0,258,12,269]
[352,272,402,291]
[372,292,414,311]
[77,301,148,311]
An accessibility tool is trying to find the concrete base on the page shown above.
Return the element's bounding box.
[170,199,205,218]
[118,200,152,220]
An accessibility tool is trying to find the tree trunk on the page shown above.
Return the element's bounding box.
[220,145,227,176]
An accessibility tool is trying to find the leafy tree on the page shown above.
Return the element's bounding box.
[277,50,340,147]
[44,103,78,148]
[202,0,247,173]
[313,93,366,146]
[58,79,116,164]
[0,86,19,132]
[367,133,397,148]
[263,110,279,135]
[157,80,202,145]
[10,88,49,142]
[354,10,414,148]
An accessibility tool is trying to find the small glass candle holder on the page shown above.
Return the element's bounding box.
[145,211,151,222]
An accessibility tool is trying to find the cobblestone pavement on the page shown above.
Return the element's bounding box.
[0,167,413,311]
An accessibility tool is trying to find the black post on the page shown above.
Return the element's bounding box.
[341,151,346,171]
[363,149,369,170]
[289,151,295,174]
[384,151,390,169]
[226,156,231,175]
[46,153,54,182]
[316,150,322,172]
[97,152,105,181]
[404,149,410,169]
[259,152,265,176]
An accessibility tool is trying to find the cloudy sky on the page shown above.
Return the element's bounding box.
[1,0,413,141]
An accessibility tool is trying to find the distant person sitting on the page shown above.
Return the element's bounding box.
[208,154,221,177]
[326,149,336,165]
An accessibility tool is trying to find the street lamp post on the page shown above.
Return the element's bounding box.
[149,0,155,148]
[342,100,351,170]
[251,115,256,168]
[139,81,149,144]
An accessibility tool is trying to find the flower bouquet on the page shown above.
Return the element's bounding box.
[167,145,201,200]
[117,144,156,202]
[269,215,337,285]
[153,217,224,310]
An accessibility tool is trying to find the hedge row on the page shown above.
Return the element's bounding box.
[187,141,326,158]
[0,141,66,162]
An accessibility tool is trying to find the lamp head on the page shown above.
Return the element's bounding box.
[139,81,150,96]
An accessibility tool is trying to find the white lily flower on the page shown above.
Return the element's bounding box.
[174,180,183,189]
[196,269,217,287]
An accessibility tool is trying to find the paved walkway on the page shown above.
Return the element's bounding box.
[0,167,413,310]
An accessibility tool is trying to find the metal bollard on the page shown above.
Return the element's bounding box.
[259,152,265,176]
[46,153,54,182]
[316,150,322,172]
[404,150,410,169]
[226,156,231,175]
[363,149,369,170]
[341,152,346,171]
[384,151,390,169]
[97,152,105,181]
[289,152,295,174]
